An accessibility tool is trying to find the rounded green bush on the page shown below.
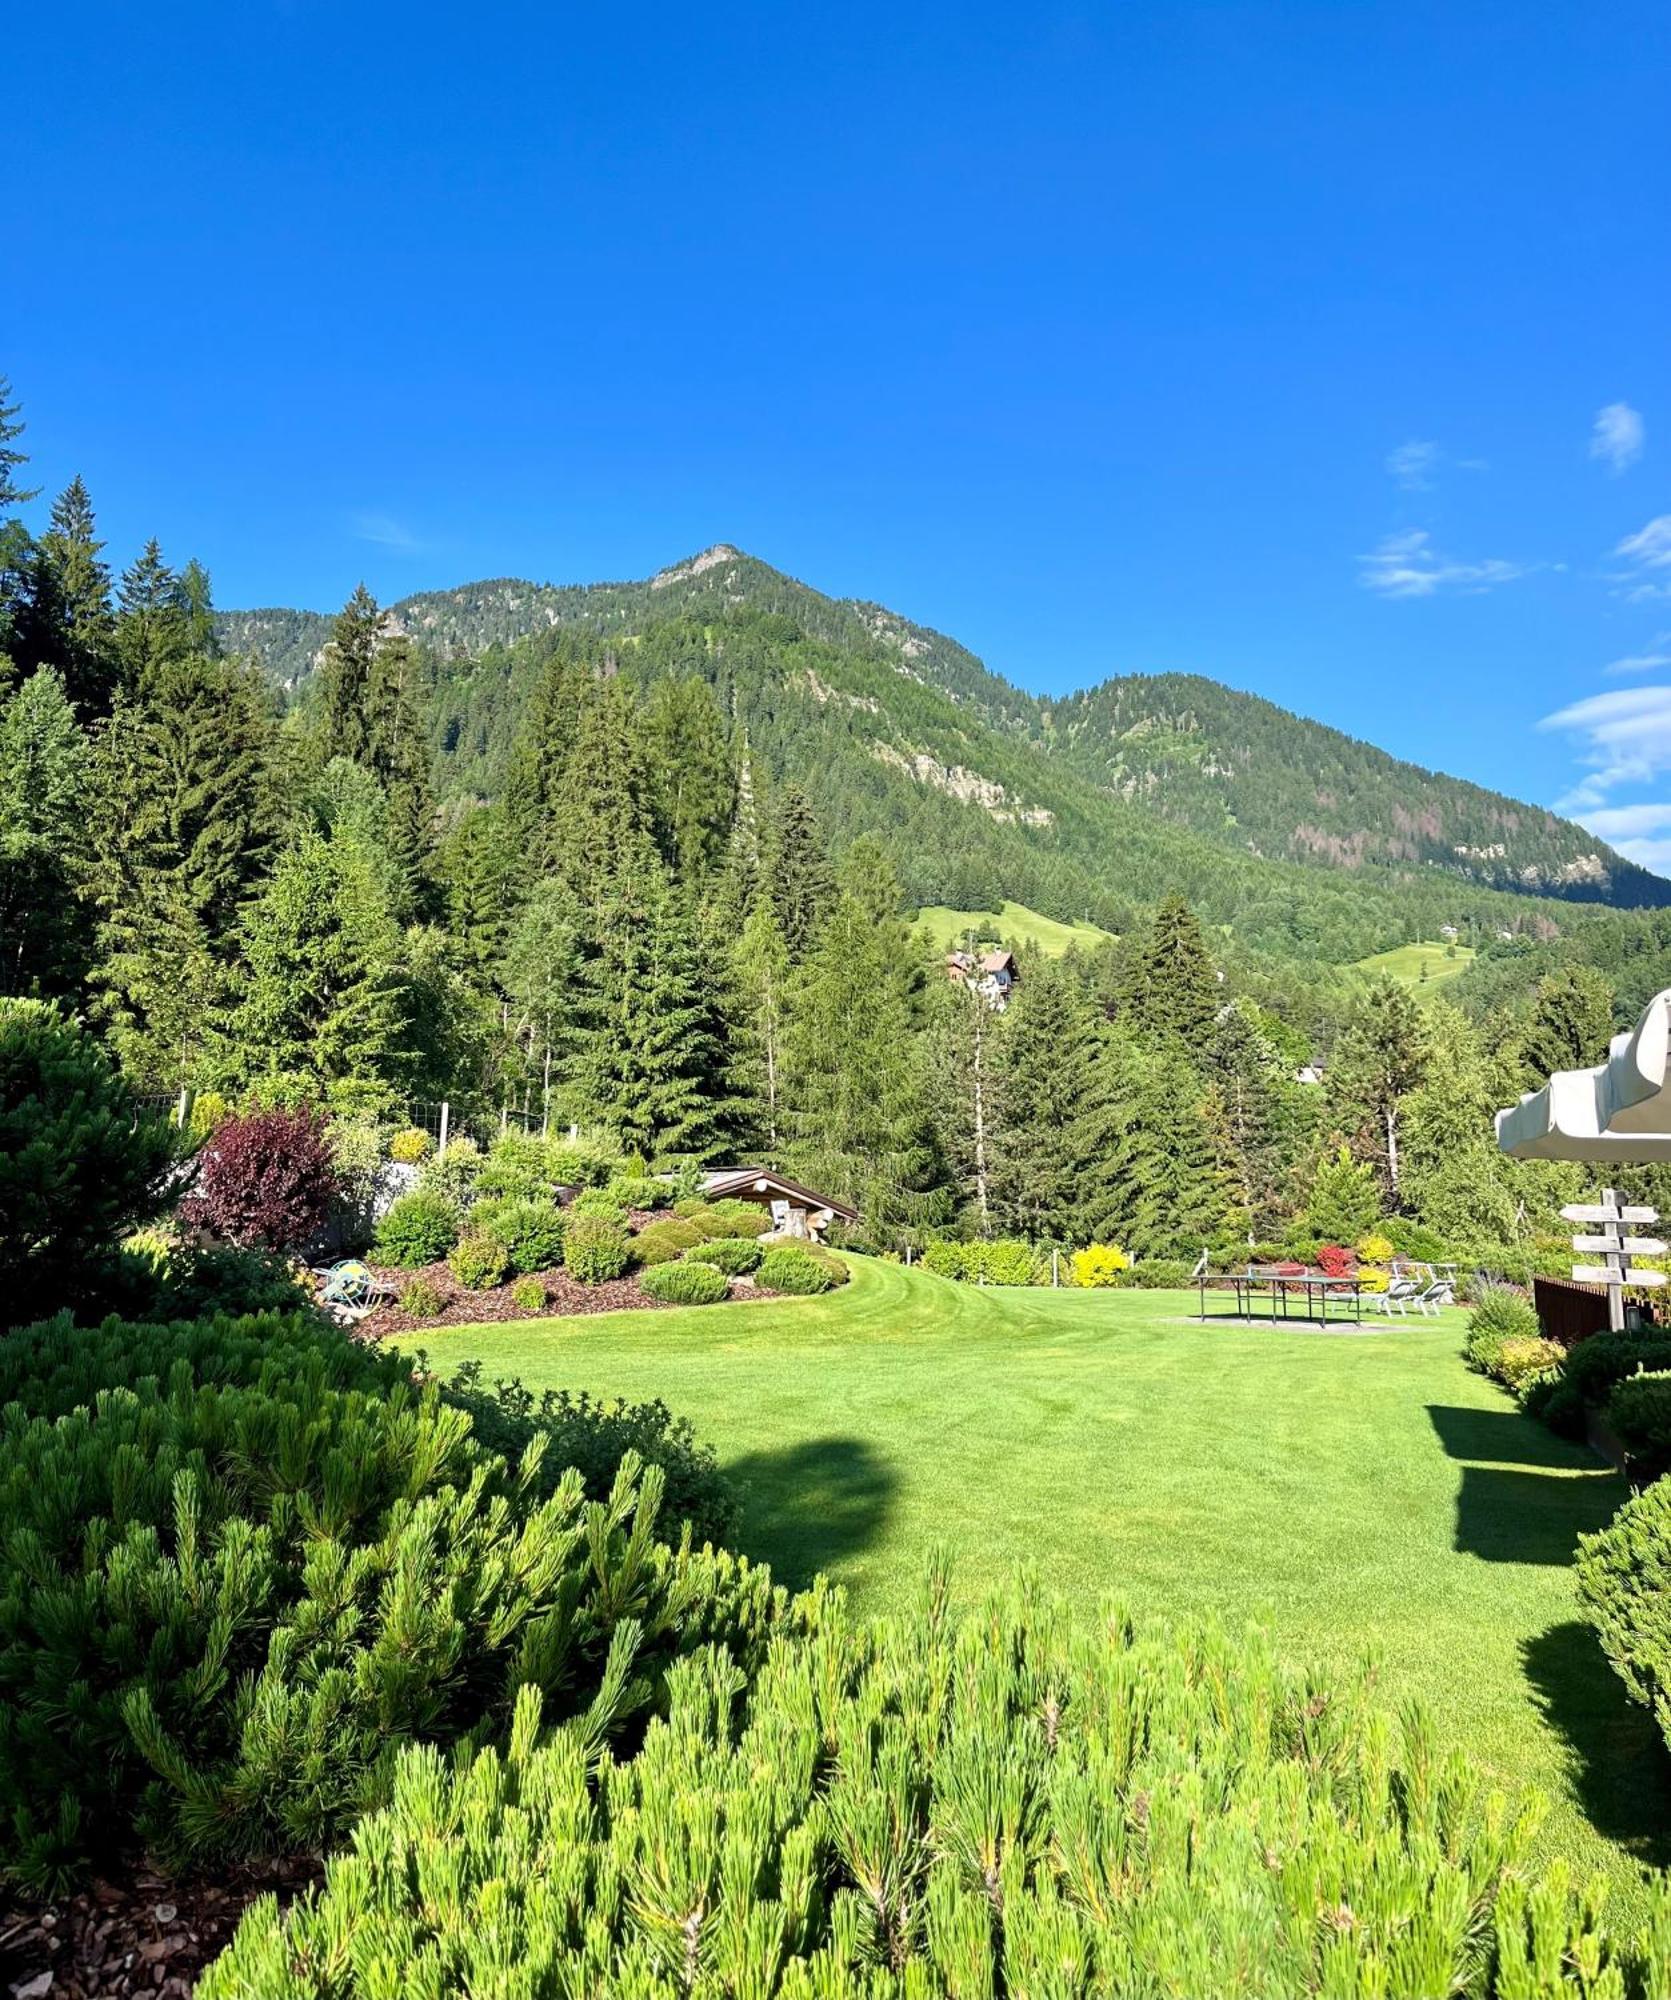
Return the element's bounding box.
[507,1275,547,1314]
[448,1233,509,1291]
[757,1245,836,1296]
[400,1275,446,1319]
[639,1260,730,1305]
[418,1138,483,1211]
[605,1173,670,1212]
[632,1217,705,1266]
[564,1213,631,1285]
[477,1198,565,1275]
[570,1187,628,1223]
[685,1237,763,1276]
[373,1190,461,1268]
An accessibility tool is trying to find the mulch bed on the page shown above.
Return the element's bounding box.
[354,1260,677,1338]
[0,1857,317,1999]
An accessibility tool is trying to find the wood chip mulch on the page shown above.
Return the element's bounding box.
[353,1259,675,1338]
[0,1857,317,2000]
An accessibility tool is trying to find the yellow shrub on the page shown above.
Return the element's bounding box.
[1356,1233,1395,1265]
[389,1126,435,1164]
[1358,1264,1391,1294]
[1071,1243,1130,1288]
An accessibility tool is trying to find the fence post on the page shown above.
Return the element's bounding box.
[438,1101,450,1157]
[500,1103,510,1136]
[1052,1248,1060,1288]
[174,1085,195,1130]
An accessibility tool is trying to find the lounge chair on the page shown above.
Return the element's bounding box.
[1376,1275,1424,1316]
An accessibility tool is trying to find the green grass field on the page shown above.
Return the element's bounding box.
[1351,937,1477,998]
[913,899,1115,956]
[405,1258,1668,1907]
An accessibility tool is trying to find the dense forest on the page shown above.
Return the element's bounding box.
[6,374,1671,1266]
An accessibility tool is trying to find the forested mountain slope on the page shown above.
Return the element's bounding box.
[218,547,1667,967]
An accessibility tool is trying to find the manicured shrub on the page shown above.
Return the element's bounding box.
[0,1311,788,1891]
[1521,1331,1671,1437]
[1578,1474,1671,1757]
[448,1232,509,1290]
[700,1202,769,1239]
[202,1589,1670,2000]
[177,1101,339,1253]
[373,1188,461,1267]
[605,1172,670,1212]
[543,1135,622,1188]
[1493,1335,1564,1392]
[441,1365,740,1545]
[0,1000,180,1324]
[970,1238,1036,1286]
[631,1216,705,1265]
[418,1136,483,1210]
[1605,1371,1671,1481]
[685,1236,763,1275]
[401,1275,446,1318]
[923,1238,971,1280]
[640,1259,730,1305]
[1071,1242,1130,1287]
[1315,1242,1356,1279]
[508,1275,547,1314]
[570,1186,628,1222]
[477,1196,565,1274]
[388,1124,433,1163]
[1129,1256,1194,1289]
[475,1133,557,1203]
[757,1244,835,1295]
[563,1213,631,1284]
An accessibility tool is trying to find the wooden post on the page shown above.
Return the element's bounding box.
[1602,1186,1627,1332]
[437,1101,450,1158]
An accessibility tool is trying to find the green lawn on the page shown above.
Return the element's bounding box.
[913,899,1115,956]
[404,1257,1669,1907]
[1351,937,1477,999]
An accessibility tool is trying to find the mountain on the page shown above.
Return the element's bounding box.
[218,546,1670,965]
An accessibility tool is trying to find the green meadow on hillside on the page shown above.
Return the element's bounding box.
[914,899,1116,956]
[1351,937,1477,998]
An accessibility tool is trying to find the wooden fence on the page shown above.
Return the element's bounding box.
[1532,1275,1611,1349]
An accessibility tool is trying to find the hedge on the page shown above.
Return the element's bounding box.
[1520,1331,1671,1437]
[202,1585,1671,1998]
[1605,1371,1671,1482]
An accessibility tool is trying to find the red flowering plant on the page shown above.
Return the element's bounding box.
[179,1103,341,1252]
[1315,1243,1357,1280]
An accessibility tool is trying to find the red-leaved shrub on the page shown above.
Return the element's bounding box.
[1316,1243,1356,1279]
[179,1103,340,1251]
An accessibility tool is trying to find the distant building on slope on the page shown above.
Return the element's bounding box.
[946,947,1019,1009]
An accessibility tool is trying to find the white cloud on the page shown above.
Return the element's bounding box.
[348,511,422,553]
[1603,645,1671,676]
[1580,802,1671,840]
[1358,529,1530,598]
[1590,402,1645,474]
[1611,515,1671,602]
[1539,684,1671,809]
[1386,440,1439,490]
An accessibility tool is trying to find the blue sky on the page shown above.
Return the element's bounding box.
[9,2,1671,864]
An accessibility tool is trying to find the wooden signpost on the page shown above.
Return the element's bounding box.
[1563,1190,1665,1331]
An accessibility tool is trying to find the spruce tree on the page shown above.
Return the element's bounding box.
[504,878,580,1124]
[545,679,662,906]
[566,864,734,1162]
[0,668,87,849]
[114,540,192,689]
[1304,1146,1382,1243]
[640,674,734,886]
[1118,893,1219,1044]
[363,631,438,908]
[0,671,93,998]
[0,377,38,509]
[730,897,792,1152]
[440,803,523,983]
[986,958,1106,1241]
[1203,996,1306,1234]
[762,782,835,959]
[1519,965,1615,1088]
[502,643,581,867]
[35,478,117,718]
[318,584,381,766]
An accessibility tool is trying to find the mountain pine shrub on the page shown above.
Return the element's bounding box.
[1578,1475,1671,1757]
[202,1577,1670,1998]
[685,1236,763,1275]
[0,1312,789,1889]
[634,1217,710,1266]
[639,1259,730,1305]
[564,1213,631,1284]
[508,1275,547,1313]
[1521,1332,1671,1437]
[372,1188,460,1267]
[757,1245,836,1295]
[1604,1371,1671,1483]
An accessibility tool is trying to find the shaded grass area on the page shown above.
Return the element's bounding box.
[403,1258,1670,1906]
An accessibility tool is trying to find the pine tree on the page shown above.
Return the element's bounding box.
[363,631,438,907]
[986,958,1106,1241]
[1118,894,1218,1044]
[502,644,581,867]
[640,675,734,886]
[0,668,87,849]
[762,782,835,959]
[35,478,117,718]
[545,679,662,906]
[1088,1028,1239,1258]
[1203,997,1308,1234]
[1305,1147,1382,1243]
[1328,978,1429,1207]
[566,866,734,1162]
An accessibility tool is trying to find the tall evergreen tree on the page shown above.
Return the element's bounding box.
[566,865,734,1162]
[762,782,835,959]
[317,585,382,766]
[986,958,1108,1241]
[545,679,662,907]
[0,668,87,849]
[1203,997,1307,1234]
[640,675,734,886]
[0,377,38,509]
[1118,893,1219,1044]
[502,644,581,867]
[1518,964,1616,1088]
[440,803,523,984]
[35,477,117,718]
[729,897,792,1152]
[1089,1027,1240,1258]
[0,669,93,998]
[1328,978,1429,1207]
[114,540,194,689]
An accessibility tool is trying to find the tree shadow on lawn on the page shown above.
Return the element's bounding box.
[1427,1405,1624,1564]
[726,1435,897,1589]
[1522,1622,1671,1870]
